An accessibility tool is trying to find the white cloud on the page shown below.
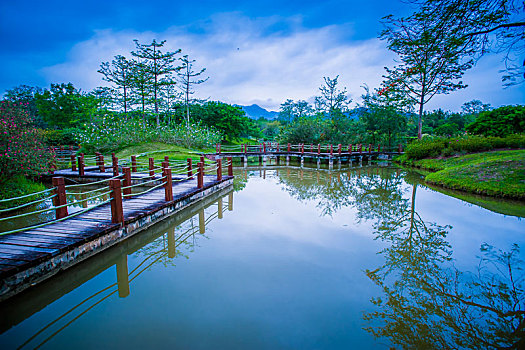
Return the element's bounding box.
[41,13,523,112]
[40,13,392,111]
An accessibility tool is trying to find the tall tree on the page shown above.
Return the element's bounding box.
[408,0,525,86]
[98,55,133,113]
[129,59,153,124]
[177,54,209,126]
[132,39,181,126]
[380,8,474,139]
[315,76,351,120]
[278,99,295,123]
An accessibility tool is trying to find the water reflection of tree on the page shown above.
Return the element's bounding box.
[364,192,525,348]
[277,166,409,219]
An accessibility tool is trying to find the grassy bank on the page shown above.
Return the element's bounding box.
[0,175,47,210]
[396,150,525,200]
[115,142,214,163]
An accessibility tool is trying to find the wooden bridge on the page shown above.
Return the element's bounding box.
[0,154,234,301]
[208,143,403,168]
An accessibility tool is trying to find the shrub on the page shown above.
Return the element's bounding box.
[405,137,448,160]
[42,128,80,146]
[76,114,222,153]
[466,105,525,137]
[405,134,525,160]
[0,101,55,181]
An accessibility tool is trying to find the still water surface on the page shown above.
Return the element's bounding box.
[0,164,524,349]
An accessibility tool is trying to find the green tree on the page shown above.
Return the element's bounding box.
[132,39,181,126]
[278,99,295,124]
[98,55,133,113]
[408,0,525,86]
[315,76,351,120]
[466,105,525,137]
[380,7,474,139]
[35,83,97,129]
[197,101,253,141]
[177,55,209,127]
[129,59,154,123]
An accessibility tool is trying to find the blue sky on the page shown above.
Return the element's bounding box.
[1,0,523,111]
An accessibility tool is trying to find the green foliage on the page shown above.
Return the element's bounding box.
[466,105,525,137]
[434,122,459,136]
[35,83,99,129]
[76,113,221,153]
[405,135,525,160]
[0,175,46,209]
[192,101,257,141]
[41,128,79,146]
[279,116,324,144]
[0,101,55,181]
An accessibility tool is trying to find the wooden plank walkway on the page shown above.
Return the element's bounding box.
[0,175,233,301]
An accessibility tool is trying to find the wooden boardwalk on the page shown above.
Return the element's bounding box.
[0,174,233,301]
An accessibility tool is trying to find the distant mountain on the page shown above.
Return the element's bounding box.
[237,104,279,120]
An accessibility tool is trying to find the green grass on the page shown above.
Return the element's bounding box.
[115,142,214,163]
[397,150,525,199]
[0,175,47,210]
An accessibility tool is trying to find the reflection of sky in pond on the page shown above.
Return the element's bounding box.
[0,165,523,349]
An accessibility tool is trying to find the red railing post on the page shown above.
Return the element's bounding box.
[99,154,105,172]
[359,144,363,154]
[378,145,381,152]
[122,167,132,198]
[164,155,169,165]
[197,162,204,189]
[287,143,291,152]
[187,158,193,178]
[112,157,119,177]
[244,144,247,154]
[317,144,320,155]
[349,144,353,154]
[338,144,342,155]
[277,143,280,152]
[52,177,68,219]
[369,144,372,153]
[164,168,173,201]
[217,159,223,181]
[263,142,266,153]
[149,157,155,179]
[109,179,124,224]
[71,153,77,171]
[78,154,85,176]
[300,144,304,154]
[200,155,205,165]
[330,144,333,156]
[162,161,169,174]
[131,155,137,172]
[228,157,233,176]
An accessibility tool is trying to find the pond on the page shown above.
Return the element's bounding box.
[1,163,524,349]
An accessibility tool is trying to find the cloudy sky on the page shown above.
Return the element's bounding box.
[1,0,523,112]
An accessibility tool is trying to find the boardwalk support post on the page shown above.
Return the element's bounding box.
[187,158,193,178]
[71,153,76,171]
[52,177,68,219]
[112,157,119,177]
[122,167,132,198]
[217,159,223,181]
[228,157,233,176]
[197,162,204,189]
[131,156,137,172]
[164,168,173,201]
[78,154,85,176]
[99,154,105,172]
[149,157,155,180]
[109,179,124,224]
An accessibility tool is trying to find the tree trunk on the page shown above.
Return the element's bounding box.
[418,99,424,140]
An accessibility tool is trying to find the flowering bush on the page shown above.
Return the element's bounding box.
[76,114,222,153]
[0,101,55,181]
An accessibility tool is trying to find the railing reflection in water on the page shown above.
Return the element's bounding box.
[0,188,234,349]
